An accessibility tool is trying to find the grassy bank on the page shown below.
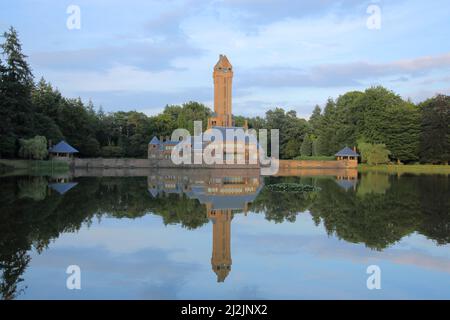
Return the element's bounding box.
[0,159,70,175]
[359,164,450,175]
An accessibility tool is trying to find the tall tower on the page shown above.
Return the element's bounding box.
[208,54,233,128]
[208,207,232,282]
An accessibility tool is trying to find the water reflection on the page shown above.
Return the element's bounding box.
[0,169,449,299]
[147,169,263,282]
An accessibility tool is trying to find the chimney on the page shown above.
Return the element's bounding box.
[160,136,164,142]
[166,136,170,142]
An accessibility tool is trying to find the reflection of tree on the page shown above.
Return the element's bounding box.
[18,177,48,201]
[309,174,450,250]
[0,176,209,299]
[1,173,449,298]
[0,250,30,300]
[253,174,450,250]
[250,176,320,223]
[309,178,421,250]
[356,172,390,196]
[417,175,450,245]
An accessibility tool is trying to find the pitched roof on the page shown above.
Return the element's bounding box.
[335,147,360,157]
[49,182,78,195]
[149,136,160,144]
[49,141,79,153]
[214,54,232,70]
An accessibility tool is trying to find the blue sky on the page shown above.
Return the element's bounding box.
[1,0,450,118]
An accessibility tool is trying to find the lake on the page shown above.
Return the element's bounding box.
[0,168,449,300]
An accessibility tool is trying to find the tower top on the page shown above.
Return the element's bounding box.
[214,54,232,71]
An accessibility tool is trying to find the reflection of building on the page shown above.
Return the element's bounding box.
[148,55,259,167]
[335,175,358,191]
[147,168,262,282]
[48,175,78,195]
[209,209,232,282]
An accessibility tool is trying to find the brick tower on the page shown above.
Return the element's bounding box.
[208,54,233,128]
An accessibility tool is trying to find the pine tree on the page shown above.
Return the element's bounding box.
[0,27,35,156]
[300,134,312,157]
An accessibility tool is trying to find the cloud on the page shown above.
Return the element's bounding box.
[73,87,213,112]
[30,246,199,299]
[238,52,450,88]
[29,40,203,72]
[236,232,450,275]
[218,0,372,26]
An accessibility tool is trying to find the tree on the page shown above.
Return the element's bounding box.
[357,141,372,163]
[367,144,391,165]
[355,87,419,163]
[265,108,309,159]
[309,105,322,133]
[315,98,337,155]
[0,27,35,156]
[18,136,48,160]
[419,95,450,164]
[300,134,312,157]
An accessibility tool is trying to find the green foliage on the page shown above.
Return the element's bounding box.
[419,95,450,164]
[265,108,310,159]
[266,183,321,193]
[300,134,312,156]
[100,146,124,158]
[0,27,35,157]
[18,136,48,160]
[357,172,391,196]
[358,141,390,165]
[310,87,425,163]
[18,177,47,201]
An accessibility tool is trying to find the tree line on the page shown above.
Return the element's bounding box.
[1,27,449,163]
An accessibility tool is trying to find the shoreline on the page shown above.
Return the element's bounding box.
[358,164,450,174]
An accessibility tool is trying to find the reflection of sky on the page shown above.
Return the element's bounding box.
[18,212,450,299]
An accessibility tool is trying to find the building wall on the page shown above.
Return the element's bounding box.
[279,159,358,169]
[73,158,154,168]
[72,157,260,169]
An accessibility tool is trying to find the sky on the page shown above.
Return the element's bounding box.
[1,0,450,118]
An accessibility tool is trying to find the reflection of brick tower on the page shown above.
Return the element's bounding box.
[207,205,232,282]
[208,54,233,128]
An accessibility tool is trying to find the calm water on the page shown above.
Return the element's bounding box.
[0,168,449,300]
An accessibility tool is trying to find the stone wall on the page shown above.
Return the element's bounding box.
[279,159,358,169]
[72,158,260,169]
[72,158,357,170]
[73,158,153,169]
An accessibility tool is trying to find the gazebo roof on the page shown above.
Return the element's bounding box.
[335,147,360,157]
[149,136,160,145]
[49,182,78,195]
[49,141,79,154]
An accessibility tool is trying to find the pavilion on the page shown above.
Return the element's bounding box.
[48,140,79,159]
[335,147,360,161]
